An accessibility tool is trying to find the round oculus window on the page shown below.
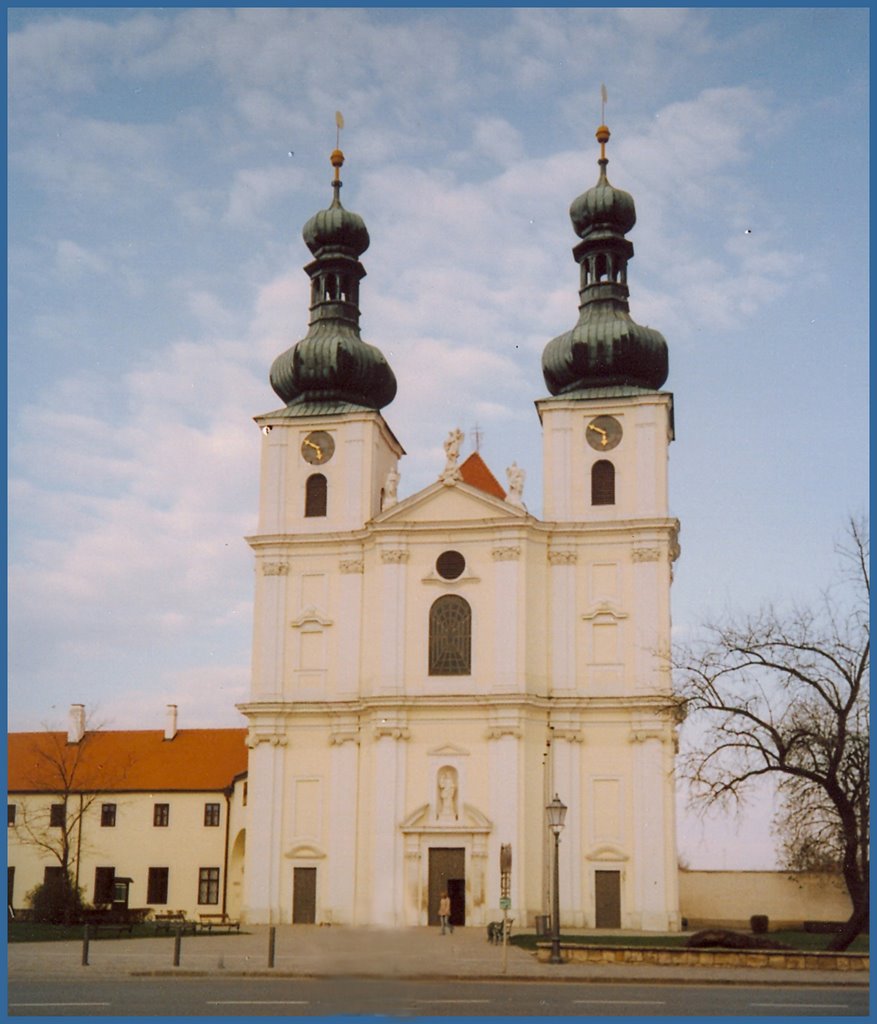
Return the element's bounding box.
[436,550,465,580]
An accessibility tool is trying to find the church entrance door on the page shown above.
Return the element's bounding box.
[292,866,316,923]
[427,848,465,926]
[594,870,621,928]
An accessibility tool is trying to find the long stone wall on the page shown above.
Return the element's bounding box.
[679,870,852,930]
[536,944,869,972]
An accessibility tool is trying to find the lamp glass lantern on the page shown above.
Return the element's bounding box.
[546,794,567,834]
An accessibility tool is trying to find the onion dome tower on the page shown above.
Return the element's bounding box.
[541,123,668,395]
[269,147,397,413]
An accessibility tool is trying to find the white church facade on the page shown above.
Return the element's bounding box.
[238,125,682,931]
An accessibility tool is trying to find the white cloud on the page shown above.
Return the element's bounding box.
[472,117,524,168]
[55,239,109,279]
[224,165,306,229]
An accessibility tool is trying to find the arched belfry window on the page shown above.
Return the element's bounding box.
[429,595,471,676]
[305,473,327,517]
[591,460,615,506]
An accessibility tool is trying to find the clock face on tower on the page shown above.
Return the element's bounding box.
[586,415,623,451]
[301,430,335,465]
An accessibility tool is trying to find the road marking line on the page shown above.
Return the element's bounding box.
[416,999,492,1004]
[751,1004,849,1010]
[573,1000,666,1006]
[207,1001,310,1006]
[9,1004,112,1008]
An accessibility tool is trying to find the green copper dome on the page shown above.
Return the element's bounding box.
[302,153,370,258]
[269,148,396,412]
[542,124,668,395]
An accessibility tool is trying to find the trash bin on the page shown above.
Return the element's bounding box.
[535,914,551,936]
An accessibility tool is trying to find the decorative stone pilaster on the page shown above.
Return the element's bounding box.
[471,833,489,910]
[372,710,409,925]
[262,561,289,576]
[339,559,364,574]
[549,548,578,692]
[491,546,521,561]
[379,546,408,692]
[631,547,661,563]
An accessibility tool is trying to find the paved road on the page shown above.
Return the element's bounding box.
[8,976,872,1017]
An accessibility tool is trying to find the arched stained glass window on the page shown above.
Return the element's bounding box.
[305,473,327,517]
[429,595,471,676]
[591,460,615,506]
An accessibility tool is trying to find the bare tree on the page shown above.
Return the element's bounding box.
[674,517,869,951]
[11,715,133,919]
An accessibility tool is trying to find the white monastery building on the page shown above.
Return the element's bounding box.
[239,122,682,930]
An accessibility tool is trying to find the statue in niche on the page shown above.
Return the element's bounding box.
[436,766,458,820]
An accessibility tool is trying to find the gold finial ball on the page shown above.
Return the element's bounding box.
[331,148,345,168]
[596,125,610,145]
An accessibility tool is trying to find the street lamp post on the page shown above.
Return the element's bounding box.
[546,793,567,964]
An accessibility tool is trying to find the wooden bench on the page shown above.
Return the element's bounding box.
[85,907,150,937]
[154,911,196,935]
[198,913,240,933]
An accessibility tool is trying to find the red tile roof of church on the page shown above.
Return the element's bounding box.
[8,728,248,793]
[459,451,506,500]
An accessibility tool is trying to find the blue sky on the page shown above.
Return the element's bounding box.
[7,7,869,869]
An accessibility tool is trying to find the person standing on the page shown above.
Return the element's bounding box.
[438,892,453,934]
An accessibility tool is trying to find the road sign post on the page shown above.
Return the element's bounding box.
[500,844,512,973]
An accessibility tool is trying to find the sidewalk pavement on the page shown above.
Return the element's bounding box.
[7,926,869,988]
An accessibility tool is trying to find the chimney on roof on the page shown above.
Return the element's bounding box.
[68,704,86,744]
[164,704,178,741]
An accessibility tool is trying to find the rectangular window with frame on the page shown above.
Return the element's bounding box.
[49,803,66,828]
[7,804,15,827]
[204,803,220,827]
[93,866,115,905]
[198,867,220,905]
[101,803,117,827]
[153,803,169,827]
[147,867,169,905]
[43,865,64,888]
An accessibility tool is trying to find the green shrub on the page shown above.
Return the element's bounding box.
[25,874,86,924]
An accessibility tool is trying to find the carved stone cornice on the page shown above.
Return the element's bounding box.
[548,550,577,565]
[262,562,289,576]
[491,546,521,562]
[486,709,524,740]
[380,549,409,564]
[339,559,364,574]
[551,727,584,744]
[246,729,289,749]
[485,725,522,740]
[629,727,667,744]
[329,729,359,746]
[373,712,410,740]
